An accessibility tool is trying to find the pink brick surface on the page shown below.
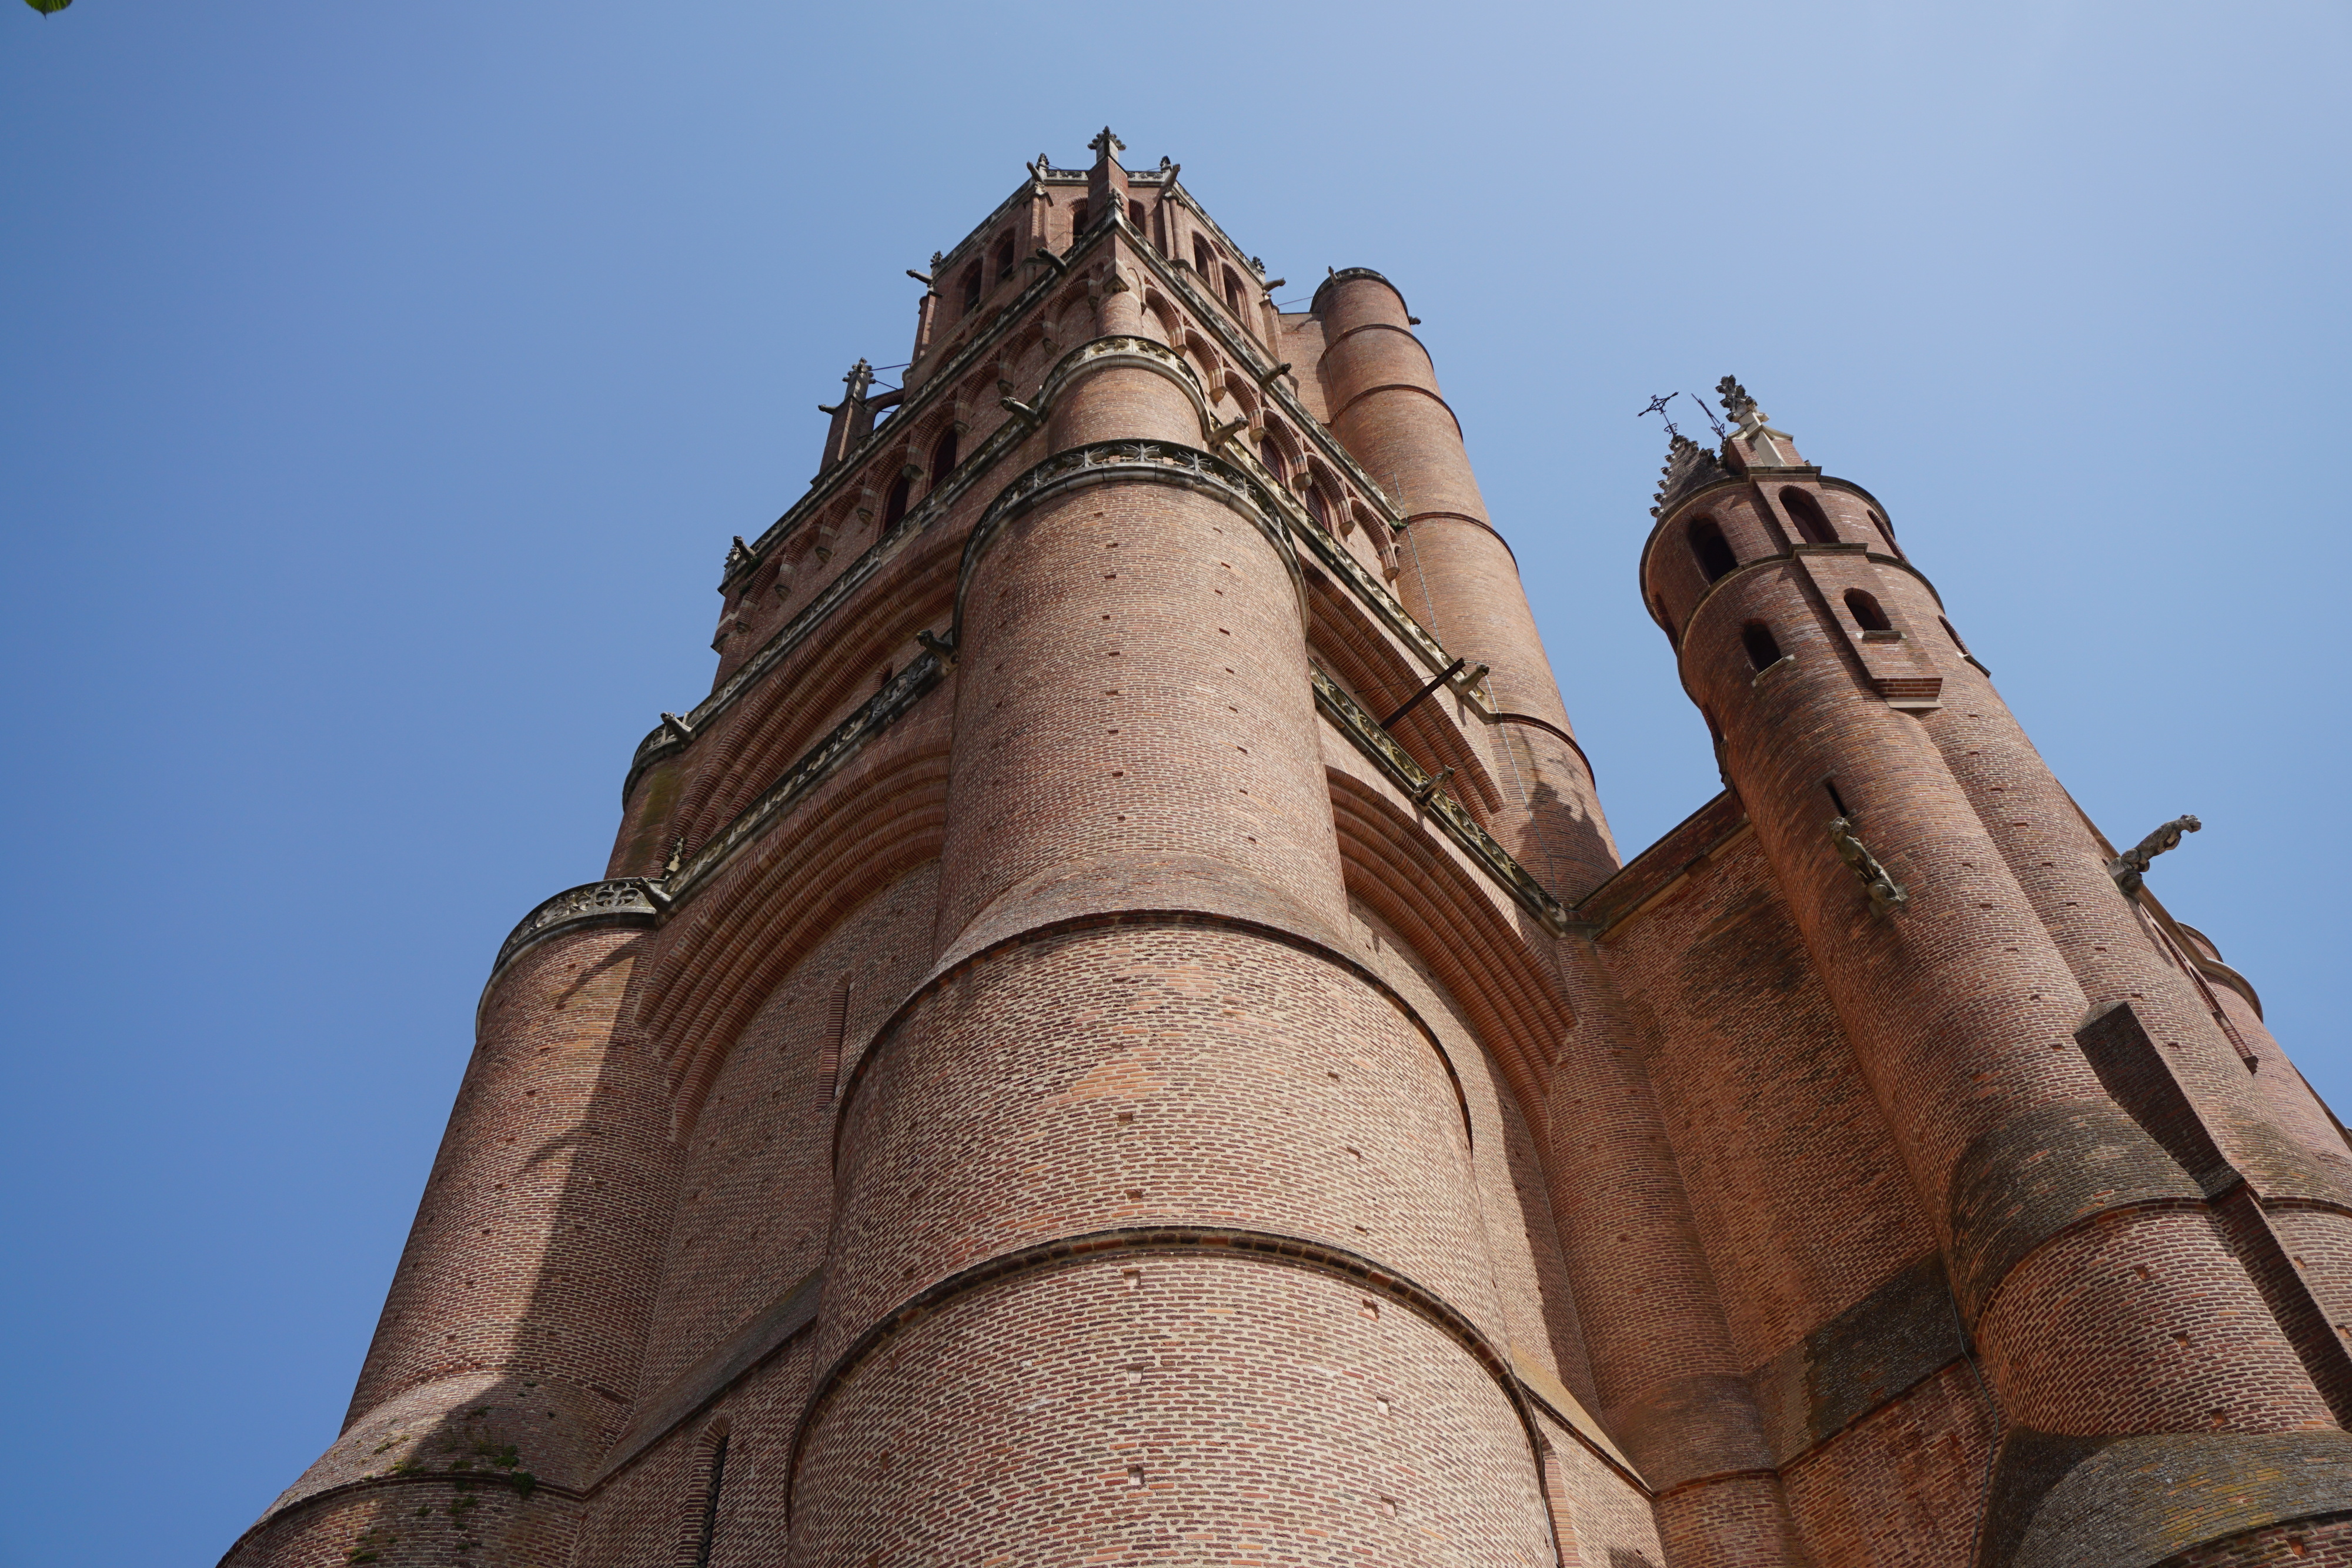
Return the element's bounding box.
[233,142,2352,1568]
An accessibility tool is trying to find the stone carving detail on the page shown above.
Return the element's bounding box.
[2109,814,2201,895]
[1718,373,1801,467]
[1651,431,1728,519]
[664,651,945,904]
[1222,439,1450,673]
[1312,667,1571,934]
[958,439,1304,637]
[1829,817,1910,915]
[623,400,1033,804]
[490,879,662,983]
[1717,376,1760,428]
[1035,335,1205,416]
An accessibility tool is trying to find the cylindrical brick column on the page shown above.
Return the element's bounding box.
[1545,944,1810,1566]
[1648,463,2337,1543]
[1314,269,1616,898]
[225,891,683,1568]
[788,359,1559,1562]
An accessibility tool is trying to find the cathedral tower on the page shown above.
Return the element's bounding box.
[222,138,2352,1568]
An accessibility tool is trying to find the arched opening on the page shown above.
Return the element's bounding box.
[1742,621,1785,671]
[1258,437,1288,484]
[1845,588,1892,631]
[1687,517,1738,583]
[1070,200,1090,237]
[1222,266,1248,313]
[1192,235,1214,276]
[1781,487,1836,545]
[1128,198,1147,229]
[929,427,959,485]
[991,232,1015,287]
[1305,486,1331,531]
[959,261,983,314]
[881,472,912,530]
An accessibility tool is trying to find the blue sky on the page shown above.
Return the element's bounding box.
[3,2,2346,1562]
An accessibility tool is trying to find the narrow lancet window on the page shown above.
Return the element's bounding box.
[881,473,912,530]
[1845,589,1892,631]
[1742,621,1784,671]
[1781,487,1836,545]
[930,428,958,484]
[1688,517,1737,584]
[1259,438,1288,484]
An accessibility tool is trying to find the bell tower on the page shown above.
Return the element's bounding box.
[1642,378,2352,1552]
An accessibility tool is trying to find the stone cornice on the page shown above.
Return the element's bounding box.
[1309,266,1408,317]
[1312,667,1570,934]
[1130,216,1413,539]
[663,652,944,907]
[623,375,1038,804]
[482,879,662,1001]
[508,657,944,1016]
[954,437,1309,638]
[1032,332,1210,425]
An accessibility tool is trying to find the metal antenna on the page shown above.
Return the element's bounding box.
[1638,392,1683,442]
[1694,393,1728,441]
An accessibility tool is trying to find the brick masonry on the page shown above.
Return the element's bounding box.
[222,138,2352,1568]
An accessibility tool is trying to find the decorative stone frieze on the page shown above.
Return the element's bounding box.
[486,878,662,991]
[1312,666,1570,934]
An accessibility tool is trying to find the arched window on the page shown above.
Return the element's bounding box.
[1128,198,1147,229]
[881,472,912,530]
[1687,517,1738,584]
[1742,621,1785,671]
[991,232,1015,286]
[959,262,983,313]
[1223,267,1247,313]
[1193,236,1214,275]
[1845,589,1892,631]
[1781,487,1836,545]
[930,427,958,484]
[1070,200,1090,237]
[1258,437,1288,484]
[1305,487,1331,531]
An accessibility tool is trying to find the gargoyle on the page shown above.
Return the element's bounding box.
[2108,814,2200,895]
[1829,817,1909,915]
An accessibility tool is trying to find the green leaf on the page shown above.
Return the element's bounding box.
[24,0,75,14]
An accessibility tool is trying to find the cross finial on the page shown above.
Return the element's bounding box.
[1638,392,1683,442]
[1088,126,1125,160]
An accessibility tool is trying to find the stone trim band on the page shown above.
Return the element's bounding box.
[1313,667,1573,934]
[951,437,1309,640]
